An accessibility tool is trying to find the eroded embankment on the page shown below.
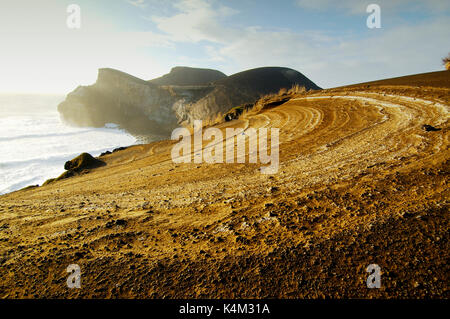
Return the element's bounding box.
[0,84,448,298]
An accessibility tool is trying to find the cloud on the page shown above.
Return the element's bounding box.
[2,0,448,93]
[150,0,238,43]
[216,18,450,87]
[127,0,147,9]
[142,0,449,88]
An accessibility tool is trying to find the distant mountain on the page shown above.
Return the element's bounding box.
[58,66,321,140]
[216,67,320,91]
[149,66,226,86]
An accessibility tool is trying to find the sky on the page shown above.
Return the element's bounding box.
[0,0,449,93]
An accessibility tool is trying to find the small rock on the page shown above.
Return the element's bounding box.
[115,219,127,226]
[422,124,441,132]
[268,186,279,193]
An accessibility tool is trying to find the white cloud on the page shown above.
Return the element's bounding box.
[210,19,450,87]
[1,0,448,93]
[0,0,177,93]
[127,0,147,9]
[150,0,238,43]
[127,0,449,88]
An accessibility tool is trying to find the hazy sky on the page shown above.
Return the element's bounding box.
[0,0,449,93]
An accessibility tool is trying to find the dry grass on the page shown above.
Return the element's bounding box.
[442,53,450,70]
[288,84,307,94]
[184,111,226,133]
[278,87,287,95]
[203,111,226,127]
[178,84,316,134]
[187,84,310,127]
[245,84,308,115]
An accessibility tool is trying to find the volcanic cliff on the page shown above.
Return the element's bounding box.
[58,66,321,139]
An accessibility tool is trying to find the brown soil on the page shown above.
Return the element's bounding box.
[341,70,450,89]
[0,71,449,299]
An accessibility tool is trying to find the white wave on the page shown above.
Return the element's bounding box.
[0,95,136,195]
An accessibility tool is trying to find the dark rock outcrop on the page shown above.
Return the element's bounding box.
[63,153,105,171]
[43,153,105,186]
[58,68,180,138]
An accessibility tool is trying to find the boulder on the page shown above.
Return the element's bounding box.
[64,153,105,171]
[422,124,441,132]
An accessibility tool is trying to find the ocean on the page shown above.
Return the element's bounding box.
[0,94,136,195]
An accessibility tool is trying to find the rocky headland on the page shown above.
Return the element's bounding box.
[58,66,321,139]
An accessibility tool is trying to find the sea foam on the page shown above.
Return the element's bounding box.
[0,94,136,195]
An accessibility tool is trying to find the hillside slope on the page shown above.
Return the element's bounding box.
[341,70,450,89]
[1,71,448,298]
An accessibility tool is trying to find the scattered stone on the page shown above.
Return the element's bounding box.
[236,236,250,245]
[268,186,279,193]
[422,124,441,132]
[401,211,415,218]
[105,219,127,228]
[115,219,127,226]
[113,147,128,153]
[73,251,84,259]
[100,151,112,157]
[216,236,224,243]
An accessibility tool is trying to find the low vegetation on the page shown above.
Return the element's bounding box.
[443,53,450,70]
[223,84,309,122]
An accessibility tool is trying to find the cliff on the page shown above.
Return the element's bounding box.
[58,68,181,138]
[177,67,321,124]
[58,66,321,139]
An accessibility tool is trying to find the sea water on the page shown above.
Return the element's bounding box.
[0,94,136,195]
